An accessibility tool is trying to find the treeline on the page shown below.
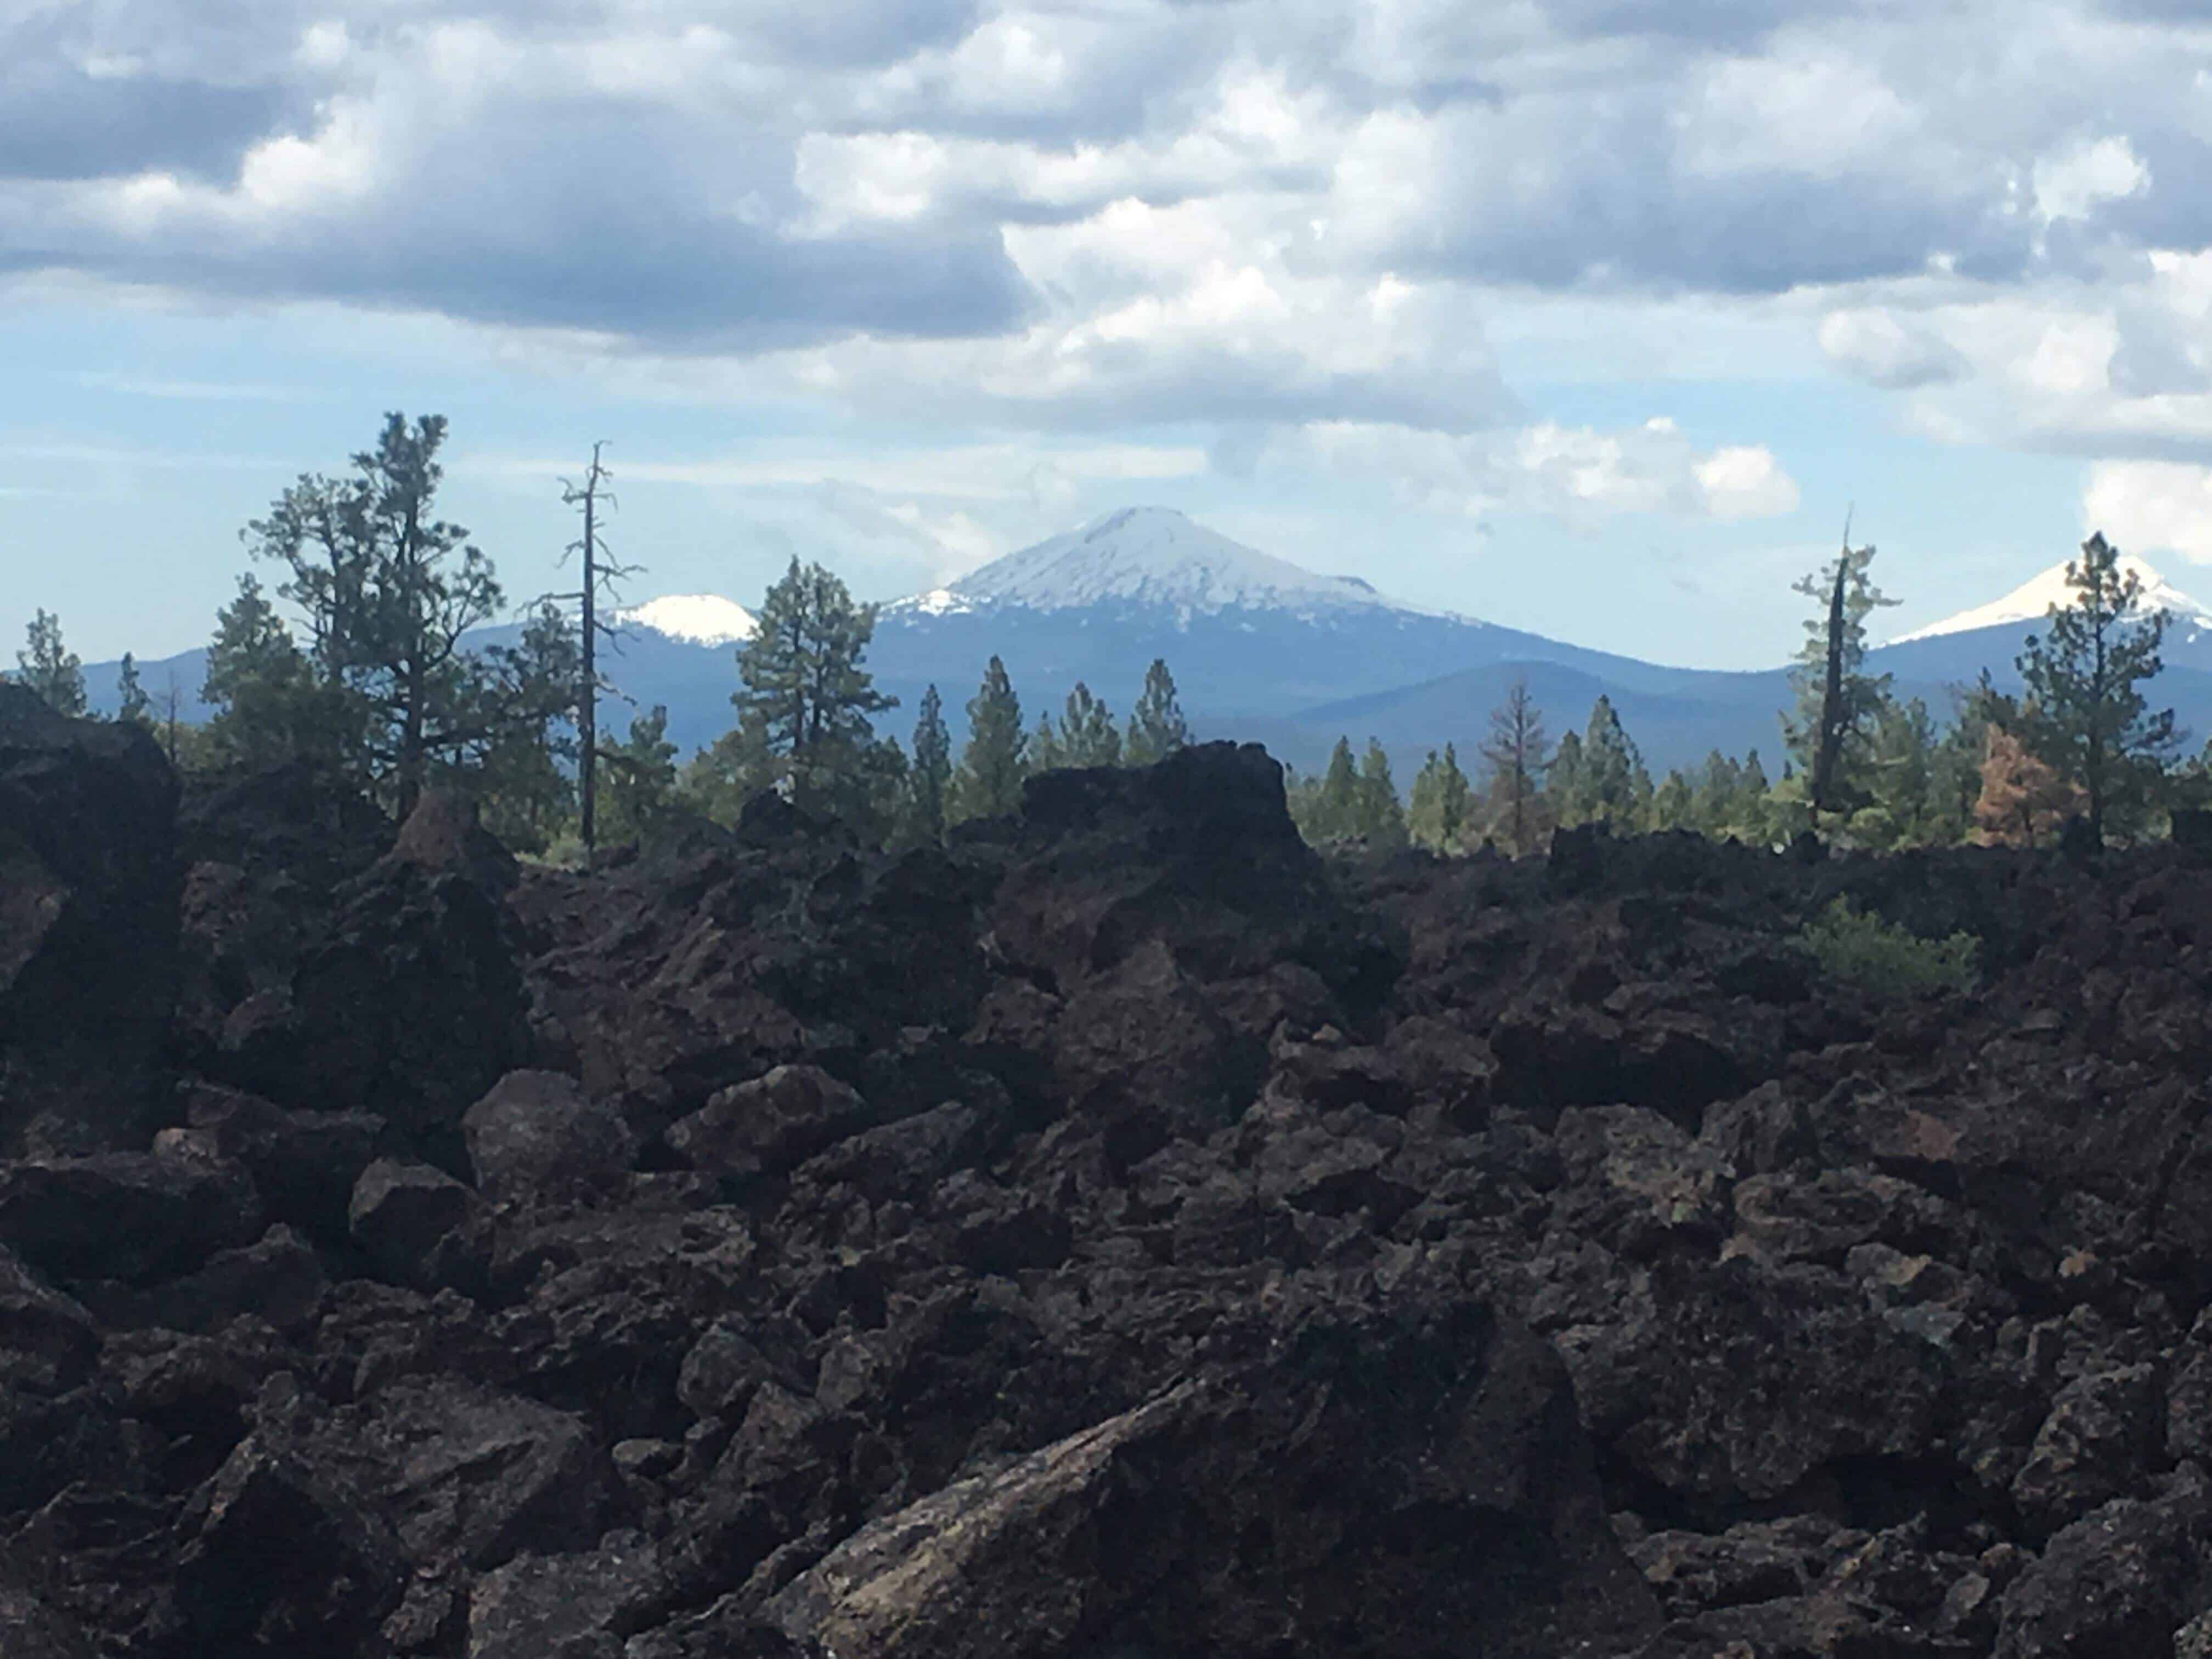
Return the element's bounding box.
[7,412,2205,858]
[3,413,1190,857]
[1288,531,2203,854]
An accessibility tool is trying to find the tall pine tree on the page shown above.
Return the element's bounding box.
[1125,659,1189,765]
[1059,682,1122,768]
[2017,532,2177,844]
[1310,736,1362,843]
[1782,529,1898,823]
[115,652,151,727]
[728,557,897,819]
[1479,678,1550,854]
[956,656,1027,820]
[14,611,86,716]
[1357,738,1407,848]
[904,684,953,846]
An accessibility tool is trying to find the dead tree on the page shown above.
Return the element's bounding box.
[556,443,641,855]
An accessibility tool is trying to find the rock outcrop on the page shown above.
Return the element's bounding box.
[8,733,2212,1654]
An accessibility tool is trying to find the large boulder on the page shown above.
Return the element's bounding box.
[763,1291,1661,1659]
[203,790,530,1167]
[0,1150,263,1286]
[0,685,180,1154]
[462,1070,636,1205]
[990,742,1401,1008]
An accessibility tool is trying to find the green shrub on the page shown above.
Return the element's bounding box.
[1794,897,1979,996]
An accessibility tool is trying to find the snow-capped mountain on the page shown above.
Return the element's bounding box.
[76,506,2212,780]
[893,506,1435,623]
[1891,552,2212,645]
[619,594,756,647]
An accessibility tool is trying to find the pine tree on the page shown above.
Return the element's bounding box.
[1284,764,1327,844]
[1408,744,1474,852]
[1851,696,1939,850]
[1477,677,1550,856]
[1125,659,1189,765]
[201,574,358,767]
[115,652,151,727]
[599,704,680,847]
[2017,532,2179,844]
[1030,712,1064,775]
[14,610,86,716]
[1311,736,1362,843]
[1357,738,1407,848]
[1651,770,1695,830]
[1408,751,1446,850]
[1690,751,1741,838]
[955,656,1026,820]
[1548,730,1585,830]
[1736,750,1774,845]
[729,557,897,819]
[1974,725,2084,848]
[1059,682,1122,768]
[1782,528,1898,823]
[905,684,953,846]
[1574,696,1645,827]
[464,601,584,853]
[241,412,515,814]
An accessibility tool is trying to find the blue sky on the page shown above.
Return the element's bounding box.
[7,1,2212,671]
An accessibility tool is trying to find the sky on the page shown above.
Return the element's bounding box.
[9,1,2212,671]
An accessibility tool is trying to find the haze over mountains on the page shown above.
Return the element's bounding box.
[78,506,2212,776]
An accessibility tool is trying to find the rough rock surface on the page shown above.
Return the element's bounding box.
[12,733,2212,1653]
[0,685,180,1154]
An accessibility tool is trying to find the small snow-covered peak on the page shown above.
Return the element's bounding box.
[1890,551,2212,644]
[620,594,757,647]
[912,505,1426,620]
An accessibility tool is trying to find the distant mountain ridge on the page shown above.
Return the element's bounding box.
[892,506,1445,623]
[64,506,2212,777]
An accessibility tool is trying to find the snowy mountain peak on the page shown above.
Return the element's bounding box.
[1891,551,2212,645]
[620,594,757,647]
[904,506,1435,622]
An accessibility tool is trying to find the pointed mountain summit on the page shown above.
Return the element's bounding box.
[896,506,1437,623]
[1891,550,2212,645]
[619,594,757,647]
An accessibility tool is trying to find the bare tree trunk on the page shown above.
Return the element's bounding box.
[579,467,599,854]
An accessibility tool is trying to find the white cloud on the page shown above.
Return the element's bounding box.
[2083,459,2212,565]
[2032,133,2149,225]
[1267,416,1802,526]
[1696,445,1802,519]
[1818,307,1967,390]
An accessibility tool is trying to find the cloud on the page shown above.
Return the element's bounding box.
[1818,307,1968,390]
[1266,415,1802,526]
[2032,134,2150,225]
[2083,459,2212,564]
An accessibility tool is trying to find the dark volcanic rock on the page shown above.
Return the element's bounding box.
[764,1294,1660,1659]
[0,1150,262,1285]
[668,1064,877,1178]
[463,1070,637,1205]
[24,746,2212,1655]
[0,685,180,1155]
[348,1158,482,1286]
[205,791,529,1167]
[173,1433,407,1656]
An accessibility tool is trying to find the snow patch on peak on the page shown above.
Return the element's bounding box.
[621,594,757,647]
[927,505,1438,620]
[1889,552,2212,644]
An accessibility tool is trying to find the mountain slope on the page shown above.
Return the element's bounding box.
[901,506,1419,620]
[66,510,2212,779]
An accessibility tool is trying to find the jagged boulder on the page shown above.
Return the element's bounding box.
[463,1070,636,1206]
[202,791,529,1166]
[763,1292,1660,1659]
[0,1149,262,1286]
[0,685,180,1154]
